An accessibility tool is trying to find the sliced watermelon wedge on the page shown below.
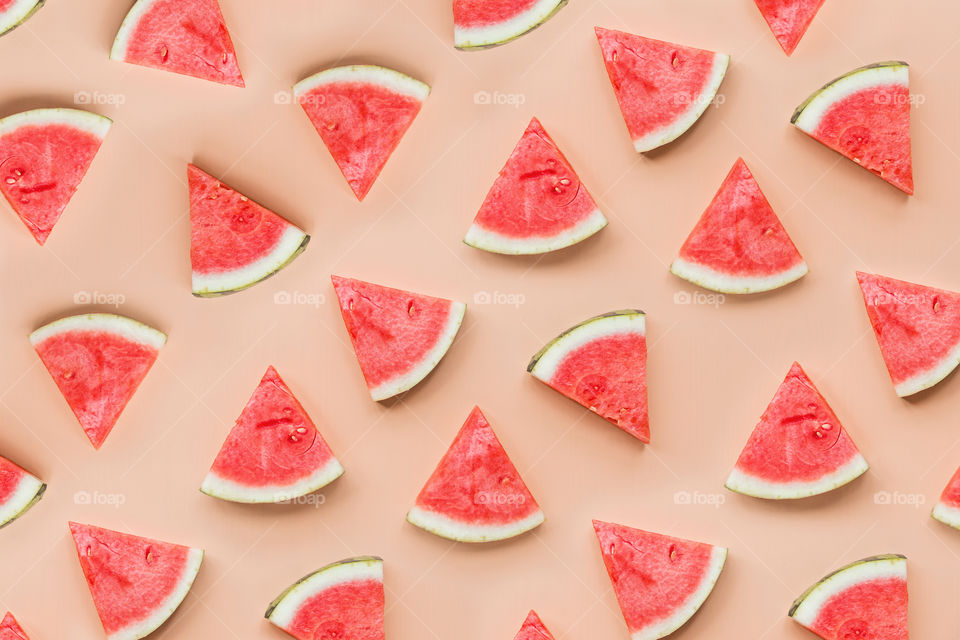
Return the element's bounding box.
[514,611,556,640]
[671,158,807,294]
[0,455,45,529]
[595,27,729,153]
[0,0,43,37]
[110,0,244,87]
[464,117,607,255]
[30,314,165,449]
[294,65,429,201]
[0,108,111,245]
[856,271,960,396]
[69,522,203,640]
[725,362,868,500]
[789,554,908,640]
[593,520,726,640]
[188,164,309,297]
[931,466,960,530]
[331,276,466,401]
[201,366,343,503]
[528,310,648,443]
[453,0,566,50]
[266,556,384,640]
[754,0,826,55]
[792,62,912,194]
[407,406,544,543]
[0,612,28,639]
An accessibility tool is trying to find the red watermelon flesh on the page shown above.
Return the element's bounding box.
[0,455,45,529]
[754,0,826,55]
[931,466,960,529]
[593,520,726,640]
[407,406,544,542]
[0,613,28,640]
[464,117,607,255]
[110,0,244,87]
[514,611,556,640]
[856,272,960,396]
[453,0,567,49]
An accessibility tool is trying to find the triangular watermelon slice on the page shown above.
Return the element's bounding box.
[593,520,726,640]
[454,0,566,50]
[931,466,960,530]
[30,313,166,449]
[110,0,244,87]
[266,556,384,640]
[0,0,43,37]
[671,158,807,294]
[294,65,429,200]
[754,0,826,55]
[0,612,28,639]
[0,455,45,529]
[725,362,868,500]
[792,62,913,194]
[69,522,204,640]
[331,276,466,401]
[528,310,648,443]
[464,117,607,255]
[856,271,960,396]
[0,108,111,245]
[407,406,544,543]
[789,554,908,640]
[595,27,729,153]
[200,366,344,503]
[514,611,556,640]
[188,164,309,297]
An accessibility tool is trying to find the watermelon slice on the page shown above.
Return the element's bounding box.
[200,366,343,503]
[931,466,960,530]
[0,455,45,529]
[453,0,566,50]
[754,0,826,55]
[792,62,913,194]
[463,117,607,255]
[294,65,429,201]
[30,313,165,449]
[188,164,309,297]
[331,276,466,401]
[789,554,908,640]
[593,520,726,640]
[528,310,648,443]
[0,108,111,245]
[69,522,204,640]
[595,27,729,153]
[407,406,544,542]
[725,362,868,500]
[0,613,28,639]
[514,611,556,640]
[0,0,43,37]
[110,0,244,87]
[856,271,960,396]
[671,158,807,294]
[266,556,384,640]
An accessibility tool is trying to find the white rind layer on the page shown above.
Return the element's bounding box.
[368,301,466,401]
[790,556,907,626]
[0,108,111,139]
[670,257,808,295]
[932,502,960,530]
[0,472,44,527]
[0,0,42,35]
[200,457,344,504]
[107,547,203,640]
[454,0,565,49]
[632,53,729,153]
[192,225,308,296]
[893,338,960,397]
[464,208,607,255]
[529,312,645,383]
[793,64,909,134]
[725,453,869,500]
[406,505,544,543]
[632,546,727,640]
[30,313,167,351]
[294,65,430,102]
[267,557,383,628]
[109,0,161,61]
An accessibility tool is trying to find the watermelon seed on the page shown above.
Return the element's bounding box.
[668,544,678,560]
[289,435,300,443]
[408,301,417,316]
[559,178,570,185]
[240,195,248,202]
[159,45,169,62]
[933,297,942,312]
[671,52,680,67]
[222,53,228,64]
[5,177,14,184]
[145,547,153,563]
[296,427,307,434]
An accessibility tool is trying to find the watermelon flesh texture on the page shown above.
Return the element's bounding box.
[595,27,729,152]
[726,362,868,499]
[188,164,309,297]
[0,455,45,529]
[201,366,343,503]
[0,109,111,244]
[294,65,429,200]
[69,522,204,640]
[754,0,826,55]
[0,613,28,640]
[856,271,960,396]
[514,611,556,640]
[464,117,607,254]
[407,406,544,542]
[331,275,466,401]
[671,158,807,294]
[453,0,567,49]
[931,466,960,529]
[0,0,43,37]
[593,520,726,640]
[110,0,244,87]
[792,62,912,194]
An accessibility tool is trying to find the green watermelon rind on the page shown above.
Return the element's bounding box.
[932,501,960,530]
[454,0,567,50]
[0,472,45,530]
[200,456,344,504]
[527,309,645,375]
[191,229,310,298]
[791,61,909,131]
[464,208,607,255]
[670,257,808,295]
[788,554,907,625]
[0,108,112,140]
[0,0,44,36]
[293,64,430,104]
[110,0,159,61]
[30,313,166,351]
[406,503,544,544]
[725,453,868,500]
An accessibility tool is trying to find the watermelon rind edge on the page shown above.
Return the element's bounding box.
[932,501,960,530]
[790,61,909,132]
[454,0,567,50]
[200,456,344,504]
[464,208,608,255]
[265,556,383,625]
[892,338,960,397]
[191,228,310,297]
[670,257,808,295]
[110,0,159,61]
[293,65,430,102]
[30,313,166,350]
[788,554,907,623]
[0,107,112,139]
[0,474,45,529]
[527,309,645,377]
[0,0,43,37]
[406,504,545,543]
[724,452,868,500]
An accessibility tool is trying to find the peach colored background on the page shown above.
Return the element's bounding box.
[0,0,958,638]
